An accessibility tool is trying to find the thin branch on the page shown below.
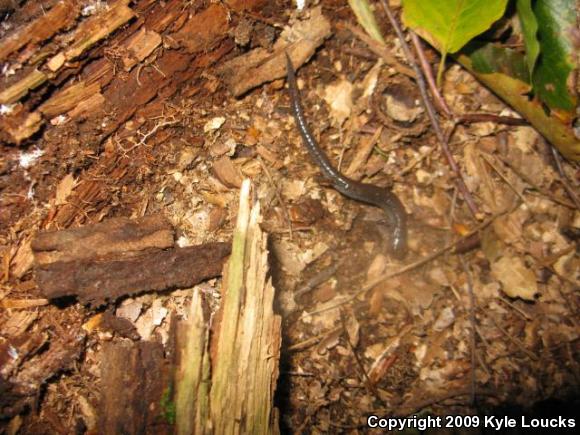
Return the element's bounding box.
[484,308,539,361]
[410,32,452,118]
[494,153,576,209]
[394,387,499,416]
[342,22,416,79]
[299,208,511,320]
[551,146,580,210]
[410,33,527,129]
[294,263,339,297]
[341,311,381,400]
[480,153,527,205]
[458,256,477,405]
[457,113,528,126]
[378,0,479,218]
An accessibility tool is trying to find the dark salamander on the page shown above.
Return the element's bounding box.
[285,53,408,258]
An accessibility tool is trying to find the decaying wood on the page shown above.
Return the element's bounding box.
[47,0,135,72]
[174,289,211,435]
[0,330,85,419]
[0,0,266,144]
[99,340,171,435]
[36,242,230,306]
[0,0,79,62]
[0,0,134,107]
[32,214,174,265]
[173,180,281,433]
[38,81,102,119]
[218,6,331,97]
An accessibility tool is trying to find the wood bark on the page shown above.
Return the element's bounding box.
[36,242,230,306]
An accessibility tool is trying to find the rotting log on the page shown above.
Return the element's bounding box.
[32,214,231,306]
[175,180,281,434]
[35,242,230,306]
[0,0,266,144]
[218,6,332,97]
[99,340,172,435]
[0,330,85,419]
[4,0,266,278]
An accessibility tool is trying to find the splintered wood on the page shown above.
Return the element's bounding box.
[218,6,332,96]
[174,180,281,434]
[0,0,266,144]
[32,215,231,306]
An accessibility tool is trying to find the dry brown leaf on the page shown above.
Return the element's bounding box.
[384,93,422,122]
[491,255,538,300]
[344,312,360,348]
[212,156,243,188]
[432,307,455,331]
[366,254,388,282]
[323,79,353,127]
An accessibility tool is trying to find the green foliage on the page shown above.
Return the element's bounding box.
[348,0,385,44]
[469,43,529,84]
[402,0,509,83]
[401,0,509,54]
[531,0,577,113]
[516,0,540,80]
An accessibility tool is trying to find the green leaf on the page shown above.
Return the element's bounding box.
[516,0,540,80]
[532,0,577,113]
[468,42,529,84]
[457,52,580,161]
[402,0,509,85]
[348,0,385,44]
[401,0,509,54]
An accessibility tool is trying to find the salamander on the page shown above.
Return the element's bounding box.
[285,53,408,258]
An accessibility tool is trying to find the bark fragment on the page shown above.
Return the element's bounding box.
[32,214,175,265]
[36,242,230,306]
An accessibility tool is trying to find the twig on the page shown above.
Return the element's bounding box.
[341,312,381,400]
[342,22,416,79]
[410,33,452,118]
[258,156,293,239]
[394,387,499,416]
[294,263,339,297]
[494,154,575,209]
[497,296,532,321]
[410,33,528,130]
[457,113,528,126]
[288,326,343,352]
[342,45,378,62]
[551,146,580,210]
[480,153,527,205]
[485,309,539,361]
[379,1,479,218]
[299,209,510,320]
[458,256,477,405]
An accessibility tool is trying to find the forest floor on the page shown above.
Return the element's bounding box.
[0,1,578,433]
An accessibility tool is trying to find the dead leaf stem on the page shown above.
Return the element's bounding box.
[379,0,479,218]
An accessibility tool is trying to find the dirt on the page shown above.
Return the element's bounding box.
[1,1,579,433]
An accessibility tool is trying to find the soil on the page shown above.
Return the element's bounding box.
[0,1,578,433]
